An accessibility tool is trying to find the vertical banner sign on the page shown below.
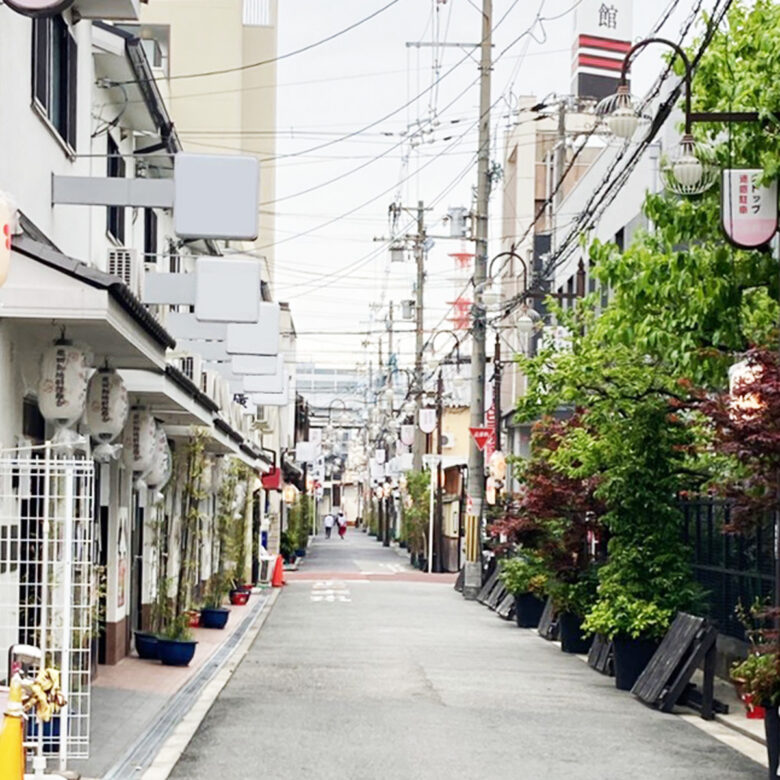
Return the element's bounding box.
[400,424,416,447]
[418,408,437,435]
[484,404,496,463]
[721,169,778,249]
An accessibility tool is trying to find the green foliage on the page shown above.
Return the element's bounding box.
[546,564,599,618]
[583,594,676,641]
[203,570,231,610]
[279,531,295,560]
[401,470,430,555]
[160,612,193,642]
[498,553,548,597]
[731,653,780,707]
[174,431,208,620]
[286,497,311,551]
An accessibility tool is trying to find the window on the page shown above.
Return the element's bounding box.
[106,135,126,244]
[144,209,158,264]
[243,0,272,26]
[32,15,77,150]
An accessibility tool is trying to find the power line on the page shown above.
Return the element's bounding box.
[117,0,402,84]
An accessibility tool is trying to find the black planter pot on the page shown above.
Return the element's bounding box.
[514,593,546,628]
[612,635,660,691]
[134,631,159,660]
[200,607,230,629]
[765,703,779,779]
[558,612,592,654]
[157,637,198,667]
[417,556,427,571]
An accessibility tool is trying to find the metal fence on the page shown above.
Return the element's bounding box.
[680,498,774,641]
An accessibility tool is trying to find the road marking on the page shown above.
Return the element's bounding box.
[310,580,351,603]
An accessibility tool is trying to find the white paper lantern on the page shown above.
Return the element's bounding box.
[145,425,172,489]
[121,409,157,473]
[86,368,129,444]
[400,424,416,447]
[38,342,89,428]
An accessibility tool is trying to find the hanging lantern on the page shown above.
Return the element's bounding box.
[374,448,386,465]
[729,359,764,419]
[489,450,507,482]
[0,192,17,289]
[121,409,157,473]
[38,341,89,429]
[86,367,129,461]
[145,424,172,489]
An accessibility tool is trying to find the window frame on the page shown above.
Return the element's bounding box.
[31,14,77,154]
[106,135,126,245]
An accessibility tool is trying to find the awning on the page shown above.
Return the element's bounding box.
[119,368,214,427]
[2,236,174,369]
[282,455,304,490]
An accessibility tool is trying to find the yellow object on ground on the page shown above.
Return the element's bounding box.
[0,677,25,780]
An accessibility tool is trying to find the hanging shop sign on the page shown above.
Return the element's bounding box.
[121,408,157,473]
[5,0,75,16]
[400,424,415,447]
[38,342,89,429]
[261,467,282,491]
[418,408,437,435]
[86,367,129,461]
[721,169,778,249]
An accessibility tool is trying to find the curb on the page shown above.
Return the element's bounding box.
[140,587,281,779]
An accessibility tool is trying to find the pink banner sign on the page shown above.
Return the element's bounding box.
[722,169,778,249]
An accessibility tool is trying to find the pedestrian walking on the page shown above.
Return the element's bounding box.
[324,513,335,539]
[337,511,347,540]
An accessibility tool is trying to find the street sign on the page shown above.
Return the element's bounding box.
[469,427,492,451]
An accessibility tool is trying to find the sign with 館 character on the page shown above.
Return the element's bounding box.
[722,169,778,249]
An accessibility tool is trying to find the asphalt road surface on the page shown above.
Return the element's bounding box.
[171,531,764,779]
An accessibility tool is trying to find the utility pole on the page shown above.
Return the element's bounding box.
[435,369,444,573]
[385,301,394,547]
[493,331,501,452]
[413,200,426,472]
[463,0,492,600]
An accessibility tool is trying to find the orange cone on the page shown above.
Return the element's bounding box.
[271,555,286,587]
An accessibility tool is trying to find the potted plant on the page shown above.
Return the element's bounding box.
[279,531,295,564]
[583,593,672,690]
[200,573,231,630]
[157,614,198,666]
[498,554,548,629]
[547,566,599,654]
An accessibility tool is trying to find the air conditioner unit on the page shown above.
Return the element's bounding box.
[108,247,143,297]
[173,353,203,385]
[254,404,272,433]
[441,431,455,449]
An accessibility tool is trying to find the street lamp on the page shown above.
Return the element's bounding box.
[598,37,718,196]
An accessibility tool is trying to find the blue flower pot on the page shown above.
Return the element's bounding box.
[134,631,159,660]
[157,637,197,666]
[200,607,230,629]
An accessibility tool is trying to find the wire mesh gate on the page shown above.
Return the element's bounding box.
[0,446,94,767]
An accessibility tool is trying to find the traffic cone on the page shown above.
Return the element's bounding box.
[0,676,25,780]
[271,554,286,587]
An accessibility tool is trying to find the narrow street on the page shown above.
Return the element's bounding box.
[171,532,763,780]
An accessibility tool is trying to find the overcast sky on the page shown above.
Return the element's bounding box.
[273,0,701,370]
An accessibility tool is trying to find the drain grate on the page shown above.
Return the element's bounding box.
[103,593,270,779]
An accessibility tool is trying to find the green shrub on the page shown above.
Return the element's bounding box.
[499,553,548,596]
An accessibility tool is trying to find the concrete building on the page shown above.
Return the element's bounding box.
[0,8,287,745]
